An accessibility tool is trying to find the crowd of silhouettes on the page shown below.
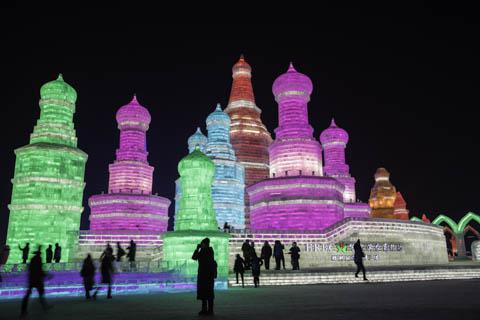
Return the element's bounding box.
[5,236,371,317]
[237,239,302,287]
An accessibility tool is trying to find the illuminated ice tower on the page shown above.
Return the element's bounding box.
[174,127,208,215]
[320,119,356,202]
[369,168,396,219]
[248,64,345,231]
[205,104,245,229]
[269,63,322,177]
[89,96,170,232]
[163,147,229,276]
[7,74,88,263]
[225,55,272,228]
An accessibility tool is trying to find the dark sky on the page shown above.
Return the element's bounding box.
[1,5,479,245]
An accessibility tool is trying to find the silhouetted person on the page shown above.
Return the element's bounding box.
[53,243,61,263]
[288,242,301,270]
[20,247,51,318]
[80,254,96,299]
[251,255,263,288]
[0,245,10,283]
[223,222,230,233]
[260,241,272,270]
[45,245,53,263]
[250,241,257,259]
[94,249,114,299]
[100,243,114,261]
[116,242,126,262]
[1,245,10,265]
[19,243,30,264]
[241,239,251,270]
[233,254,245,287]
[126,240,137,270]
[192,238,217,316]
[273,240,285,270]
[354,239,367,280]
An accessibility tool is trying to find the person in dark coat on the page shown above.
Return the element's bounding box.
[53,243,62,263]
[80,254,96,299]
[19,243,30,264]
[20,247,51,318]
[116,242,126,262]
[241,239,251,270]
[126,240,137,270]
[192,238,217,316]
[288,242,301,270]
[94,249,114,299]
[354,239,368,280]
[45,245,53,263]
[251,255,263,288]
[0,245,10,283]
[273,240,285,270]
[1,245,10,265]
[233,254,245,287]
[250,241,257,259]
[126,240,136,261]
[260,241,273,270]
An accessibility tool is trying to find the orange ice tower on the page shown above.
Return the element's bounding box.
[369,167,396,219]
[225,55,272,228]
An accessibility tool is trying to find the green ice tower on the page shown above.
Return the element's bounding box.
[6,74,88,263]
[163,146,229,276]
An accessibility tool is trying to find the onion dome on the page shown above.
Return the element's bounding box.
[116,95,151,131]
[206,103,231,127]
[188,127,207,153]
[272,63,313,102]
[232,54,252,78]
[374,167,390,181]
[178,146,215,177]
[320,118,349,145]
[40,74,77,104]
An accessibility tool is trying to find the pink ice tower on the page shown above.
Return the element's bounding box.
[248,64,345,231]
[320,119,370,218]
[269,63,323,178]
[89,96,170,232]
[320,118,355,202]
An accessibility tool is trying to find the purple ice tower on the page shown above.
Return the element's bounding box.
[89,96,170,232]
[269,63,323,178]
[248,64,345,231]
[248,64,370,231]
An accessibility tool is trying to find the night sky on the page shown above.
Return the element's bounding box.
[1,5,479,245]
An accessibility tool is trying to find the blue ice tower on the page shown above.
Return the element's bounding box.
[205,104,245,230]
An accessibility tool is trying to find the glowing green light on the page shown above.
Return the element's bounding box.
[6,75,87,263]
[163,147,230,276]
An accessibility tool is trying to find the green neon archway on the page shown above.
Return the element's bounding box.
[411,212,480,234]
[458,212,480,233]
[432,215,461,233]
